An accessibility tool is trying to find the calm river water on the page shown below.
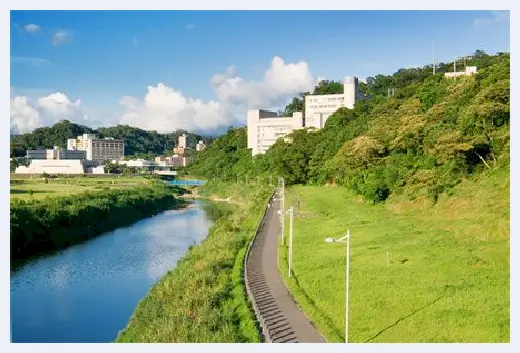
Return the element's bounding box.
[10,200,216,343]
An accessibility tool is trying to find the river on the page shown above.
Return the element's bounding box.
[10,200,217,343]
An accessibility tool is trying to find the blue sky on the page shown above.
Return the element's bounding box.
[10,10,510,134]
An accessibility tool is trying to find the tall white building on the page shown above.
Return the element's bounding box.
[178,134,187,149]
[67,134,124,162]
[305,76,362,129]
[247,110,304,156]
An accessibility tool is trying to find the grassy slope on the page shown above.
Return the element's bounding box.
[115,181,273,342]
[277,166,509,342]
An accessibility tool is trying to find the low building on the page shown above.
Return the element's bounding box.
[196,140,206,151]
[444,66,478,78]
[26,147,87,161]
[14,159,101,175]
[247,110,304,156]
[118,159,155,168]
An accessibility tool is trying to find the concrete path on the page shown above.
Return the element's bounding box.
[245,196,326,343]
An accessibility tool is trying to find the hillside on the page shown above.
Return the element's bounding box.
[10,120,210,158]
[189,50,510,204]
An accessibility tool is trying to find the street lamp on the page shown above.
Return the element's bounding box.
[324,229,350,344]
[277,206,294,277]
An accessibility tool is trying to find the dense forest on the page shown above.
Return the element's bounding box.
[10,121,211,158]
[188,50,510,203]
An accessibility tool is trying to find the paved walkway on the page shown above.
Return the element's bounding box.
[245,196,326,343]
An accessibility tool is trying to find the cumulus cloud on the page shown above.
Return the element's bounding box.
[12,56,317,134]
[10,93,85,134]
[474,10,510,26]
[52,30,72,46]
[24,24,40,33]
[119,56,315,133]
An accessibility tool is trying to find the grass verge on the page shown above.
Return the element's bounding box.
[115,181,273,342]
[277,165,509,342]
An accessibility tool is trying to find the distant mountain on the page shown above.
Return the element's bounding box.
[10,120,212,158]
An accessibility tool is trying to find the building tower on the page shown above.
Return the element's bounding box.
[343,76,358,109]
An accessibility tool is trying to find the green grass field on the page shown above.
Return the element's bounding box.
[277,166,509,343]
[10,176,154,200]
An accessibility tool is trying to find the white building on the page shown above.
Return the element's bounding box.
[196,140,206,151]
[14,159,101,175]
[178,134,187,149]
[118,159,156,168]
[247,110,304,156]
[67,134,124,162]
[304,76,362,129]
[246,75,364,156]
[444,66,478,78]
[26,147,86,161]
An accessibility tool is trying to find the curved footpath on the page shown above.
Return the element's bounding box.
[245,194,326,343]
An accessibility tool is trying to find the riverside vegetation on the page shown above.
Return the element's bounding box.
[116,181,272,342]
[10,177,185,267]
[185,50,509,342]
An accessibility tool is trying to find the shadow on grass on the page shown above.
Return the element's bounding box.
[10,189,54,195]
[364,295,445,343]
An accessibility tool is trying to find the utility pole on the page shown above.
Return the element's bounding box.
[288,206,294,278]
[433,42,436,75]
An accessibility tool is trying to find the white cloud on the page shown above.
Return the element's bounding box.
[186,24,195,30]
[474,11,510,26]
[10,93,85,134]
[12,56,317,134]
[119,56,315,133]
[52,30,72,46]
[24,24,40,33]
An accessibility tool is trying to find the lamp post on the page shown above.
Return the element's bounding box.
[277,206,294,277]
[325,229,350,344]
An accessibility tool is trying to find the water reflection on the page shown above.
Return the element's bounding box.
[10,200,216,343]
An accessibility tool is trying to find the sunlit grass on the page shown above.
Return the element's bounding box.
[115,182,272,342]
[10,176,155,200]
[277,166,509,342]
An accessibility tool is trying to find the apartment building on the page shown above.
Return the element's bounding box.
[246,75,364,156]
[304,76,363,129]
[247,110,304,156]
[67,134,124,162]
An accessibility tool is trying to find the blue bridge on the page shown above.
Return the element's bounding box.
[166,179,207,186]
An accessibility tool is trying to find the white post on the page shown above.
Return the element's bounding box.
[289,207,294,278]
[281,178,285,246]
[345,229,350,344]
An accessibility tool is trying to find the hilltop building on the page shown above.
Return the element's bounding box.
[196,140,206,151]
[247,75,364,156]
[178,134,187,149]
[444,66,477,78]
[67,134,124,162]
[247,110,304,156]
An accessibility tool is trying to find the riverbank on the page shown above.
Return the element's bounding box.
[277,166,509,342]
[116,181,272,342]
[10,182,186,268]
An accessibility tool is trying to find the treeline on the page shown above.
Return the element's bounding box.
[10,184,185,265]
[10,120,211,158]
[189,50,510,203]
